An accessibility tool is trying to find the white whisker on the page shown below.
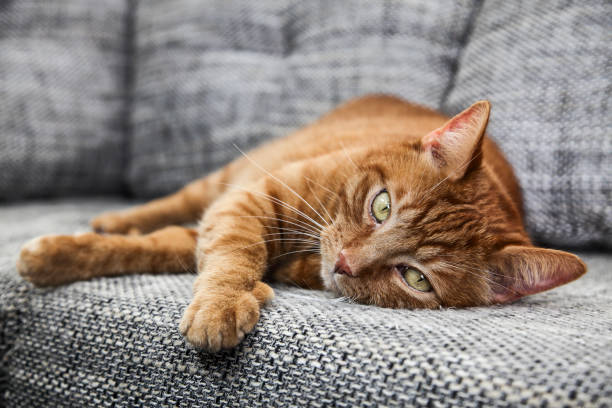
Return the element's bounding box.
[303,175,340,199]
[236,215,320,236]
[264,225,320,237]
[436,260,519,295]
[215,181,324,233]
[232,144,330,228]
[222,237,320,257]
[418,151,483,203]
[173,251,196,274]
[261,231,321,241]
[431,255,520,280]
[339,141,360,171]
[304,178,335,227]
[272,248,320,260]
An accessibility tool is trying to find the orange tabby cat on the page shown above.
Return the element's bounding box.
[17,95,586,352]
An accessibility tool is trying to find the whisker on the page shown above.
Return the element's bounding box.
[437,260,498,283]
[263,221,320,237]
[430,255,520,280]
[232,144,330,228]
[303,175,339,199]
[236,215,320,236]
[174,251,196,274]
[272,248,320,260]
[418,151,483,203]
[277,273,310,289]
[304,178,335,227]
[261,231,321,241]
[334,296,355,304]
[339,141,360,171]
[264,225,320,238]
[221,237,320,256]
[215,181,324,233]
[436,260,520,295]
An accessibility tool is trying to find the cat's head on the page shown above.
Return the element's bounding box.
[319,101,586,308]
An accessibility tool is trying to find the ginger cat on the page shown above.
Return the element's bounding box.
[17,95,586,352]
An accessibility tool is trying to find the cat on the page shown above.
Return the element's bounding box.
[17,95,587,352]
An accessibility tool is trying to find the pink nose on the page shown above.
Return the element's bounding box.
[334,252,355,277]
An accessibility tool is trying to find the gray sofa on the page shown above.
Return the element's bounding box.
[1,1,610,406]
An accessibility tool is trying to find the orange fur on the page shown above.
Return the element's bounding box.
[18,227,198,286]
[17,95,586,351]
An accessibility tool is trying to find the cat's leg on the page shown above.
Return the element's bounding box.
[17,226,197,286]
[179,173,328,352]
[271,253,324,290]
[91,170,228,234]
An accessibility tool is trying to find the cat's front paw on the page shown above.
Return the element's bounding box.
[17,235,77,286]
[179,282,274,352]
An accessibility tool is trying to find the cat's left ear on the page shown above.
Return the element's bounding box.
[488,246,587,304]
[421,100,491,181]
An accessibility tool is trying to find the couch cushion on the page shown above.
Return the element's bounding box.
[129,0,479,197]
[0,0,129,199]
[1,200,611,406]
[443,0,611,247]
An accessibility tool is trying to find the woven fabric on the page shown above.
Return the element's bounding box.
[0,0,129,199]
[443,0,612,247]
[1,199,611,407]
[129,0,478,197]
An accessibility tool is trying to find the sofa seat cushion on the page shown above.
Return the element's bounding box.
[1,199,611,406]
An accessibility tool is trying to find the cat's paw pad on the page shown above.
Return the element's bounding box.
[91,213,140,235]
[179,282,274,352]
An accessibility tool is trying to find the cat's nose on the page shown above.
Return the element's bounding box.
[334,251,356,277]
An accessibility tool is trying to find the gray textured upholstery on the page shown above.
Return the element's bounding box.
[0,0,129,199]
[130,0,478,197]
[443,0,612,247]
[1,200,611,407]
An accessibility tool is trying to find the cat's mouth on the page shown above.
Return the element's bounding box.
[325,263,357,297]
[319,259,344,294]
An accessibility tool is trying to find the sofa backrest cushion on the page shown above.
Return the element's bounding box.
[0,0,128,199]
[129,0,479,197]
[1,0,609,247]
[443,0,611,247]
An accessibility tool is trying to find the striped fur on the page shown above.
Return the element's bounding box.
[17,95,586,351]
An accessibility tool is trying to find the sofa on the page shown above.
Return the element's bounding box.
[1,1,610,406]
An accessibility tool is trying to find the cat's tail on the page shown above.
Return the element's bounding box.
[17,226,197,286]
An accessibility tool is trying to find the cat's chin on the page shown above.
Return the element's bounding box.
[320,266,342,294]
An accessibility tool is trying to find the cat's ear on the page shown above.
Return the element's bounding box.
[488,246,587,304]
[421,100,491,181]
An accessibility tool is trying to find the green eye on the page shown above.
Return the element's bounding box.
[403,268,433,292]
[371,190,391,222]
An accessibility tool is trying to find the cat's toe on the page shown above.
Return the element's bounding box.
[178,306,193,334]
[180,290,265,352]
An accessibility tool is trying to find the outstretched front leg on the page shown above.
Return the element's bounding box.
[18,226,198,286]
[180,172,328,352]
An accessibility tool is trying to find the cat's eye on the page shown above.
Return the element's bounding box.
[371,190,391,223]
[402,267,433,292]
